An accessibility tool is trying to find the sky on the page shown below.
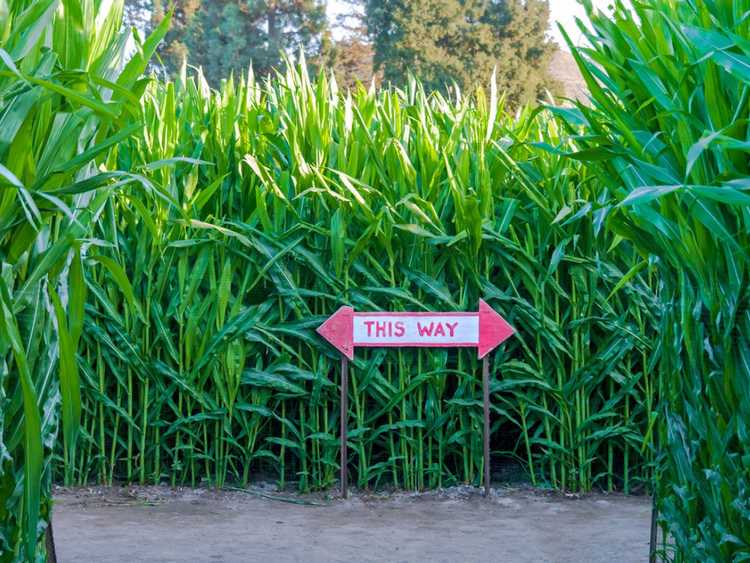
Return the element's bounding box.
[545,0,612,48]
[327,0,614,50]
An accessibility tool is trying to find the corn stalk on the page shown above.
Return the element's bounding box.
[69,61,660,499]
[560,0,750,558]
[0,1,167,559]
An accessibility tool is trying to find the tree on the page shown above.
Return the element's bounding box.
[365,0,557,105]
[123,0,152,33]
[152,0,328,84]
[326,36,381,89]
[321,0,381,89]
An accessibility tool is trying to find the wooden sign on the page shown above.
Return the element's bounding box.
[317,299,515,499]
[316,299,514,359]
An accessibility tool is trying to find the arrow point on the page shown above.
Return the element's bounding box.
[478,299,515,359]
[316,306,354,359]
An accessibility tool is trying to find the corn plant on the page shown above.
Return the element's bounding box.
[0,0,167,560]
[559,0,750,558]
[65,60,660,499]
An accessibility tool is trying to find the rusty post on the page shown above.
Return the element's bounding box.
[340,355,349,499]
[45,518,57,563]
[649,491,658,562]
[482,355,491,497]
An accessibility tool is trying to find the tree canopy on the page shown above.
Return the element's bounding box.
[365,0,556,104]
[152,0,327,84]
[132,0,556,104]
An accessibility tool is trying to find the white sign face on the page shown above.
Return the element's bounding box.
[353,314,478,346]
[316,300,515,360]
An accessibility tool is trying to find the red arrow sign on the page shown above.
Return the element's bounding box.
[317,299,514,360]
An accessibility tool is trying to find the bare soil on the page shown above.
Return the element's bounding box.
[53,485,651,562]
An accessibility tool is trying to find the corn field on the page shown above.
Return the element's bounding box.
[57,62,659,499]
[0,0,747,560]
[560,0,750,559]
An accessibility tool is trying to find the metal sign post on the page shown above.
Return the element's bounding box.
[482,355,491,497]
[318,299,515,498]
[340,355,349,498]
[649,493,658,562]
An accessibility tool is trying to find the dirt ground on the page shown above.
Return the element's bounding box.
[53,485,652,562]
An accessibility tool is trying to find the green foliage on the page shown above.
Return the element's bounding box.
[0,0,165,559]
[153,0,328,85]
[365,0,557,104]
[560,0,750,558]
[59,63,660,502]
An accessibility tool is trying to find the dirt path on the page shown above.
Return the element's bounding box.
[53,485,651,562]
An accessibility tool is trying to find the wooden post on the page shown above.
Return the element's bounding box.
[45,519,57,563]
[482,355,491,497]
[649,491,658,562]
[340,355,349,499]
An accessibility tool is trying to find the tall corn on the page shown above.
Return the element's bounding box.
[562,0,750,558]
[69,63,660,497]
[0,0,167,559]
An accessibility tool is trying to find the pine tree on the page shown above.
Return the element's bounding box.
[365,0,556,105]
[152,0,327,84]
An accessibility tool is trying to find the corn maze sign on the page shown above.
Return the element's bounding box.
[317,299,513,359]
[317,299,515,497]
